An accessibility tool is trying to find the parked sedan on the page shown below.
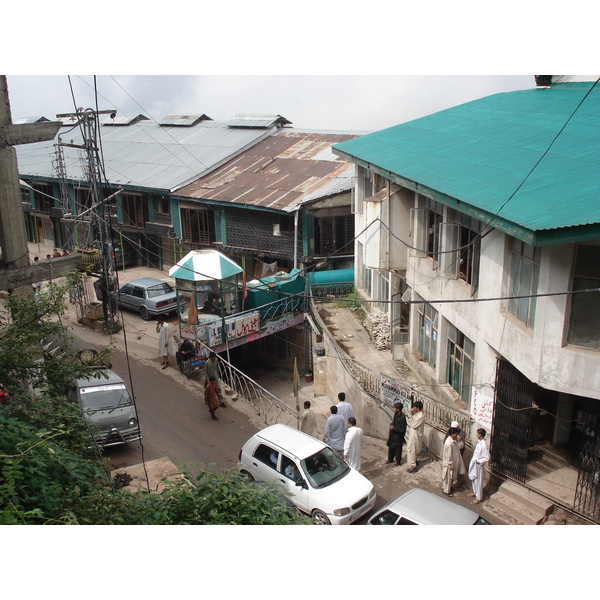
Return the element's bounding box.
[368,488,490,525]
[117,277,179,320]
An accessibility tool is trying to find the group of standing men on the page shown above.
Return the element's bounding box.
[298,393,364,471]
[442,421,490,503]
[386,401,425,472]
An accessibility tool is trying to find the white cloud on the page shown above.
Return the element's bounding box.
[6,74,533,132]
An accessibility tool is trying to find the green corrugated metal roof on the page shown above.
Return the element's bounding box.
[332,82,600,244]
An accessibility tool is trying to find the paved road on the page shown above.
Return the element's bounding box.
[99,348,259,476]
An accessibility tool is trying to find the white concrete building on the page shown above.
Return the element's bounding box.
[333,76,600,522]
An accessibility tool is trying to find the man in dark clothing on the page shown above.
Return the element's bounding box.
[386,402,407,466]
[176,339,196,368]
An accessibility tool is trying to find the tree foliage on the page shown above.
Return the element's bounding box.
[0,278,309,525]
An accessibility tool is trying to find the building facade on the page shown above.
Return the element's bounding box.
[333,76,600,521]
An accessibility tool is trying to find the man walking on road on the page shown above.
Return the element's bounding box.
[344,417,363,470]
[204,351,226,407]
[323,405,346,457]
[406,401,425,473]
[204,376,220,421]
[336,392,354,425]
[386,402,407,466]
[297,400,318,438]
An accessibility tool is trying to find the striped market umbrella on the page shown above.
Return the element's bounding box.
[168,249,243,282]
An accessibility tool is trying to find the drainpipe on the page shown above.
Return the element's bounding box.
[293,209,299,270]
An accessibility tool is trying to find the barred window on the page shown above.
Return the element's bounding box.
[180,207,215,245]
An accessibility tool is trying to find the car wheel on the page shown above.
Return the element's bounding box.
[240,470,255,481]
[140,306,150,321]
[312,509,331,525]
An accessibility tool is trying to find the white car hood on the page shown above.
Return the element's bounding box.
[306,468,373,511]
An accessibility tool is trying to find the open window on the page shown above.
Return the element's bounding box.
[253,444,279,470]
[567,244,600,350]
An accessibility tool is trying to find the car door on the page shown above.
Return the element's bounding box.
[129,285,145,312]
[118,283,135,309]
[278,454,310,514]
[250,443,281,483]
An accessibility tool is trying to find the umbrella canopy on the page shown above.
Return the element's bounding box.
[168,249,243,282]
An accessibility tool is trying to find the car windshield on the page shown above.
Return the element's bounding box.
[301,447,350,489]
[146,283,174,298]
[80,383,131,411]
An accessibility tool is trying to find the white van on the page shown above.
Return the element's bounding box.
[237,424,376,525]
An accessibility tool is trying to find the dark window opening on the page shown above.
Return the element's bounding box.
[181,208,215,245]
[567,244,600,350]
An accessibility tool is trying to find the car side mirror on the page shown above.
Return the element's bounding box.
[296,480,307,489]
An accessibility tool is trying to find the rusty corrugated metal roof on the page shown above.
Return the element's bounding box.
[175,129,359,212]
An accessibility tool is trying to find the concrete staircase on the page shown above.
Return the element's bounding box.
[487,480,555,524]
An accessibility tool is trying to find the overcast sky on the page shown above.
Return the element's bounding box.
[3,2,592,134]
[5,74,534,132]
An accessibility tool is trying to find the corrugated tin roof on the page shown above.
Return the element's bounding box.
[15,117,279,192]
[101,114,149,126]
[12,116,52,124]
[227,114,293,128]
[175,130,359,212]
[332,81,600,241]
[158,114,212,126]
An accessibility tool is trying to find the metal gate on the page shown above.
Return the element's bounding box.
[490,358,536,483]
[573,398,600,522]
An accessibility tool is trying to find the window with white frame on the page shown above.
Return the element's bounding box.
[436,213,481,289]
[446,323,474,405]
[507,238,541,328]
[567,244,600,351]
[353,166,373,214]
[363,267,373,297]
[456,214,481,286]
[375,270,390,311]
[412,196,444,265]
[416,301,438,368]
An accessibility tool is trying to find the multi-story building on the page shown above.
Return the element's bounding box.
[333,76,600,521]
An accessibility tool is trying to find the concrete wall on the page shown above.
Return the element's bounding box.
[313,323,392,440]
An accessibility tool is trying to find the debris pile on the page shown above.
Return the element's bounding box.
[364,311,391,350]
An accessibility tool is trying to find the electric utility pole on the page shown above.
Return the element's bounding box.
[57,107,118,331]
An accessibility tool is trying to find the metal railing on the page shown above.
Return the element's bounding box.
[309,282,355,299]
[200,342,298,428]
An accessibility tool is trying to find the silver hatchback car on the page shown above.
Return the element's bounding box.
[368,488,490,525]
[117,277,179,321]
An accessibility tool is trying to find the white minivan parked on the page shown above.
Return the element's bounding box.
[237,424,376,524]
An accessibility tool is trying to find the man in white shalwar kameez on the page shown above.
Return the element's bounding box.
[468,428,490,504]
[406,401,425,473]
[343,418,363,470]
[156,317,172,369]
